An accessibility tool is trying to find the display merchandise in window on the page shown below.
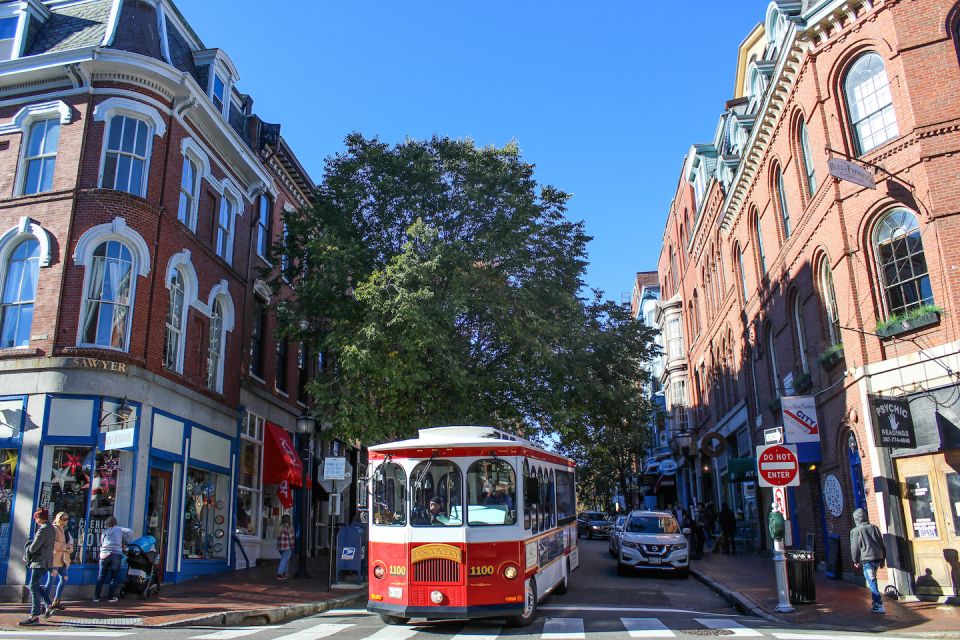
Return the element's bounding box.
[183,468,229,559]
[40,446,93,564]
[0,449,15,562]
[84,451,121,560]
[238,413,264,537]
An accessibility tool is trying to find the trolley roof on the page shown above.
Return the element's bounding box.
[368,426,574,468]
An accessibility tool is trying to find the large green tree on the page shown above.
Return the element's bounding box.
[273,134,656,449]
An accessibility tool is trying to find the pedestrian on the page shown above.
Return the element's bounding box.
[43,512,73,613]
[276,514,295,580]
[850,507,887,614]
[20,508,55,626]
[718,503,737,555]
[94,516,131,603]
[704,502,717,542]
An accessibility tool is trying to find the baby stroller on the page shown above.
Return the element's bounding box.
[120,535,160,599]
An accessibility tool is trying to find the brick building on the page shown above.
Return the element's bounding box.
[0,0,353,598]
[653,0,960,598]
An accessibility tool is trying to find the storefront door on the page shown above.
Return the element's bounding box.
[147,468,172,578]
[896,452,960,597]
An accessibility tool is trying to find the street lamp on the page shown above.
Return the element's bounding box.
[293,412,317,579]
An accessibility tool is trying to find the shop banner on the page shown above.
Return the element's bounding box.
[263,422,307,488]
[277,479,294,509]
[871,395,917,448]
[781,396,820,443]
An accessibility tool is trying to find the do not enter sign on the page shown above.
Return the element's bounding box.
[756,444,800,488]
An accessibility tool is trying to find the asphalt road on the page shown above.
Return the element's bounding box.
[0,539,929,639]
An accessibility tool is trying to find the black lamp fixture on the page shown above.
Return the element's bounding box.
[674,431,693,456]
[293,412,316,579]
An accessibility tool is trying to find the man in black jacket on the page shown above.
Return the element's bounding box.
[21,508,55,626]
[850,508,887,614]
[718,503,737,554]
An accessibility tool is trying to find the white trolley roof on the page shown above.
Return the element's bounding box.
[369,426,532,452]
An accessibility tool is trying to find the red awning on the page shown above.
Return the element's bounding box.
[263,422,307,488]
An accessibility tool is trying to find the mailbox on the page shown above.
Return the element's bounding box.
[336,522,367,583]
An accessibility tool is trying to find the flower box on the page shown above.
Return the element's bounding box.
[818,345,844,371]
[794,371,813,394]
[876,311,940,338]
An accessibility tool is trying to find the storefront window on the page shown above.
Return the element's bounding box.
[41,446,93,564]
[947,473,960,535]
[906,475,938,539]
[373,462,406,526]
[0,449,15,562]
[238,412,264,537]
[466,459,516,526]
[410,460,462,527]
[86,451,121,560]
[182,468,229,559]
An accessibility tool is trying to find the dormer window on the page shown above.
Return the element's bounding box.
[0,17,17,61]
[212,74,226,113]
[194,49,239,120]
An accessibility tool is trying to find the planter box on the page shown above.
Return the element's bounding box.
[819,348,844,371]
[794,372,813,394]
[877,312,939,339]
[768,397,781,415]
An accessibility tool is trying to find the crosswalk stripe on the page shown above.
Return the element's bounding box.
[189,631,264,640]
[695,619,763,637]
[451,625,502,640]
[0,634,134,638]
[318,608,373,617]
[620,618,676,638]
[364,626,422,640]
[272,623,354,640]
[773,635,918,640]
[541,618,585,640]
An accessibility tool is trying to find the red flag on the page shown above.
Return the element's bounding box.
[277,479,294,509]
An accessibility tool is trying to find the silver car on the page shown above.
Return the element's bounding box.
[616,510,690,577]
[608,514,627,556]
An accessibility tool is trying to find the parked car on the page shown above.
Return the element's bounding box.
[616,510,690,578]
[608,514,627,556]
[577,511,612,539]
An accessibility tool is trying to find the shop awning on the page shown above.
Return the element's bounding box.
[263,422,307,488]
[727,457,758,483]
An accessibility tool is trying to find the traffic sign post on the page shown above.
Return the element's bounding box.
[756,444,800,488]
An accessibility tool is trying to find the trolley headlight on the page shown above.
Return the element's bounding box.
[503,565,519,580]
[430,590,444,604]
[373,564,385,579]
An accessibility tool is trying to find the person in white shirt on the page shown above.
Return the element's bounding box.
[93,516,131,603]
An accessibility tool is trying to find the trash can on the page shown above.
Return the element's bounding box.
[786,550,816,604]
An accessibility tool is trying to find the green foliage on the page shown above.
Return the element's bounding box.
[817,342,844,365]
[874,303,943,335]
[273,134,657,452]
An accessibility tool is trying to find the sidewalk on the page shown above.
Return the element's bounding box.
[692,549,960,635]
[0,557,367,629]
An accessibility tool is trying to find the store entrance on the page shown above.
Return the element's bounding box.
[896,451,960,598]
[147,468,172,579]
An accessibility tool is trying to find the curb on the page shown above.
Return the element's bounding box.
[154,591,368,628]
[690,565,788,626]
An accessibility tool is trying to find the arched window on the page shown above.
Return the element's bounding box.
[844,53,898,154]
[1,238,39,348]
[207,297,226,392]
[754,215,767,275]
[81,240,134,349]
[692,290,700,338]
[766,323,780,398]
[216,193,236,262]
[873,209,933,317]
[735,243,747,300]
[669,247,678,292]
[798,118,816,198]
[819,259,841,346]
[792,294,808,372]
[177,155,199,228]
[775,165,791,238]
[411,459,463,527]
[20,118,60,195]
[163,268,186,372]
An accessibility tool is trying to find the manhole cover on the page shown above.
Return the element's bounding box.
[679,630,733,636]
[60,617,142,627]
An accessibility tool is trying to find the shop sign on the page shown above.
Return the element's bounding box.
[70,357,128,373]
[781,396,820,443]
[104,427,135,450]
[823,474,843,517]
[323,456,348,480]
[828,158,876,190]
[700,432,727,458]
[658,459,678,476]
[871,395,917,448]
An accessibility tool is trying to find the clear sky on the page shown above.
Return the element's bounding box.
[177,1,767,303]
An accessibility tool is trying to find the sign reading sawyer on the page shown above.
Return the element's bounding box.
[872,395,917,448]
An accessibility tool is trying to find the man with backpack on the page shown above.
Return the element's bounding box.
[850,507,887,614]
[20,508,55,626]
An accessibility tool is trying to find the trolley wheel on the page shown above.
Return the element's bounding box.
[554,562,569,595]
[379,613,409,626]
[507,577,537,627]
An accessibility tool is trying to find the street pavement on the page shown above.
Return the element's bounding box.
[0,538,947,639]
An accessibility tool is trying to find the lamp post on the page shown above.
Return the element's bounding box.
[293,413,317,579]
[674,431,693,510]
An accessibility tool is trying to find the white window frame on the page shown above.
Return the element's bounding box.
[204,280,235,394]
[17,117,60,196]
[799,119,816,198]
[215,180,243,265]
[238,411,265,539]
[92,98,165,199]
[792,296,808,373]
[206,297,225,392]
[73,218,150,352]
[256,193,272,261]
[176,138,209,231]
[819,259,841,346]
[162,251,200,374]
[1,101,72,197]
[844,52,899,155]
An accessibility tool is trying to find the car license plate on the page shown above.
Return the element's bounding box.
[647,556,661,565]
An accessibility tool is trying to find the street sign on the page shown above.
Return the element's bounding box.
[828,158,876,189]
[756,444,800,488]
[323,456,348,480]
[764,427,784,445]
[781,396,820,443]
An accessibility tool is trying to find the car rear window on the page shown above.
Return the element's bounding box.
[625,515,679,534]
[584,512,606,520]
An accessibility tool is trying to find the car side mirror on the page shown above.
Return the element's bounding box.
[682,527,692,536]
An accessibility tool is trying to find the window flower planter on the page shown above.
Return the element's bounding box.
[794,371,813,394]
[818,345,844,371]
[767,397,782,416]
[876,310,940,339]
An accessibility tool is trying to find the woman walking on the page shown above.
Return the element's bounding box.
[44,512,73,613]
[276,515,295,580]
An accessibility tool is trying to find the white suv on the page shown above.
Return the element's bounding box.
[616,510,690,578]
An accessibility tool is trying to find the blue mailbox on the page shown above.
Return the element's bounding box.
[336,522,367,582]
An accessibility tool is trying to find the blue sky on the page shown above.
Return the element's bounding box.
[178,1,766,303]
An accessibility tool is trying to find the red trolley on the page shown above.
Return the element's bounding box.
[367,426,578,626]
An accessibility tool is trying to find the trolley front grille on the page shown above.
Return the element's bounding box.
[412,557,461,583]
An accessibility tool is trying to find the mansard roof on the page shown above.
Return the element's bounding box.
[27,0,112,55]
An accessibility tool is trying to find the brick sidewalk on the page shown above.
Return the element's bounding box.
[692,549,960,634]
[0,557,367,628]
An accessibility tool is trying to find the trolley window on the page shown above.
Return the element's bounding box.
[467,459,517,526]
[410,459,463,527]
[373,461,406,526]
[556,469,576,524]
